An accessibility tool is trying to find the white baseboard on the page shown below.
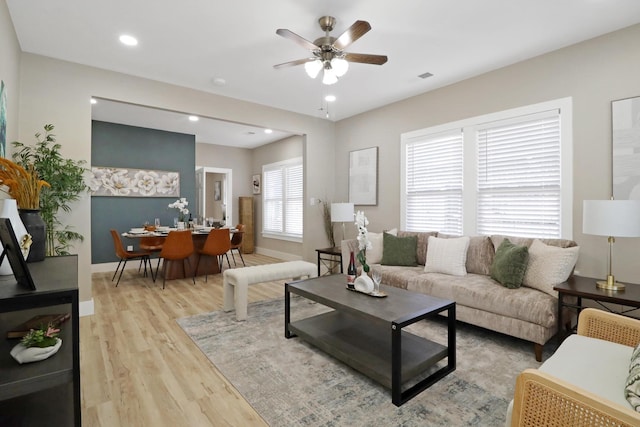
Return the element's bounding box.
[80,298,94,317]
[254,247,302,261]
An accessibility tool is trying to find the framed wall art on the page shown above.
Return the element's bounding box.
[349,146,378,205]
[252,174,261,195]
[612,95,640,199]
[89,167,180,197]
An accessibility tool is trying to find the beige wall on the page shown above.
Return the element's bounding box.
[334,23,640,283]
[15,54,335,303]
[0,0,20,145]
[252,135,305,257]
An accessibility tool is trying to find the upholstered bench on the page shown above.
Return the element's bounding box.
[223,261,317,321]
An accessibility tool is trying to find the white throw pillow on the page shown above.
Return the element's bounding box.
[366,228,397,264]
[522,239,579,297]
[424,236,469,276]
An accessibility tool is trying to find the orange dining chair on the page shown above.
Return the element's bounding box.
[154,230,195,289]
[197,228,231,281]
[110,229,152,286]
[139,236,164,272]
[228,224,246,267]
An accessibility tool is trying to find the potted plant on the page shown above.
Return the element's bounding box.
[12,124,87,257]
[0,157,49,261]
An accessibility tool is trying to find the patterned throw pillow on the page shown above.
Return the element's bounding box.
[625,342,640,412]
[522,239,579,297]
[424,236,470,276]
[381,233,418,266]
[489,239,529,289]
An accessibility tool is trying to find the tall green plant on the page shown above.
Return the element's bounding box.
[12,124,87,256]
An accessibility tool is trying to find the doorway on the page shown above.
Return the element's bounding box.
[196,166,233,226]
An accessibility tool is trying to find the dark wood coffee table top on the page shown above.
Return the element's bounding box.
[287,274,454,326]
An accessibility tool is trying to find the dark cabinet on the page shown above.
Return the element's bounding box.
[0,255,80,426]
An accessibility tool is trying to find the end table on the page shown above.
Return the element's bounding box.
[554,275,640,342]
[315,247,343,276]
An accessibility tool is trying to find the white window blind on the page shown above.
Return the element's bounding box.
[262,158,303,240]
[405,130,463,235]
[476,110,561,237]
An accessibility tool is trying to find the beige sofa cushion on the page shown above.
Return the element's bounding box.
[490,234,577,250]
[408,273,557,328]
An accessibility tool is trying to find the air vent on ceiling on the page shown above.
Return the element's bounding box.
[418,72,434,79]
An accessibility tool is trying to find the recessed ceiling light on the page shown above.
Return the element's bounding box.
[325,95,336,102]
[213,77,226,86]
[90,98,97,104]
[119,34,138,46]
[188,115,199,122]
[264,129,273,134]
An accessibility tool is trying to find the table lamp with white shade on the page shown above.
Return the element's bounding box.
[583,199,640,291]
[331,202,354,245]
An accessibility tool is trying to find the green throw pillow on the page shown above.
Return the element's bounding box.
[490,238,529,289]
[381,233,418,266]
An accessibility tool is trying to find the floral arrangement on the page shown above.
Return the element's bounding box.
[168,197,189,222]
[21,323,61,348]
[0,157,50,209]
[355,210,371,273]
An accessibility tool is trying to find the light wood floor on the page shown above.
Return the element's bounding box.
[80,253,285,426]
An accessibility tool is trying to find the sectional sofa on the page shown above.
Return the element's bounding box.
[342,231,579,361]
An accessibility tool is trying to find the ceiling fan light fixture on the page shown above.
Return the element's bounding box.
[322,67,338,85]
[305,60,323,79]
[331,57,349,77]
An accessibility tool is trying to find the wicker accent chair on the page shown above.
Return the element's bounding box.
[154,230,195,289]
[229,224,246,267]
[109,229,152,286]
[197,228,231,281]
[509,308,640,426]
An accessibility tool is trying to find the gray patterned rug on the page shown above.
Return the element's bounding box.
[177,297,554,426]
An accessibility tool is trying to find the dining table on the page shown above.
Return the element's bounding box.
[122,227,237,280]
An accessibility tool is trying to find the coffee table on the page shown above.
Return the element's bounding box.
[285,275,456,406]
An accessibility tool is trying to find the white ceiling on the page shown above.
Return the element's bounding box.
[7,0,640,146]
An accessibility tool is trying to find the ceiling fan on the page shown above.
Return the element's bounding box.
[274,16,388,85]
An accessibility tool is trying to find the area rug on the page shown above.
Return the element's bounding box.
[177,297,555,426]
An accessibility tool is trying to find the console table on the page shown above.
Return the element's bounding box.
[0,255,80,426]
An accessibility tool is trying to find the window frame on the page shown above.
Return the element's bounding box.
[261,157,303,243]
[400,97,573,239]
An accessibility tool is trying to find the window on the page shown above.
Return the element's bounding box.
[401,98,572,238]
[262,157,303,241]
[404,129,464,235]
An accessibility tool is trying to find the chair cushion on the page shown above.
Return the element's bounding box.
[540,334,634,409]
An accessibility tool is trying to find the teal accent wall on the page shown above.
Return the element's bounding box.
[91,120,196,264]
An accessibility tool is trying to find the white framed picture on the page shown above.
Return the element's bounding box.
[252,174,261,195]
[349,147,378,205]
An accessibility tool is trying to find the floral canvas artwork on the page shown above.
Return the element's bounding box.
[89,167,180,197]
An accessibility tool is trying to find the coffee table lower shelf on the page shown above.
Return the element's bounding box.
[288,310,453,406]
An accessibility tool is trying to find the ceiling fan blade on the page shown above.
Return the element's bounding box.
[333,20,371,50]
[273,58,313,69]
[343,52,388,65]
[276,29,319,51]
